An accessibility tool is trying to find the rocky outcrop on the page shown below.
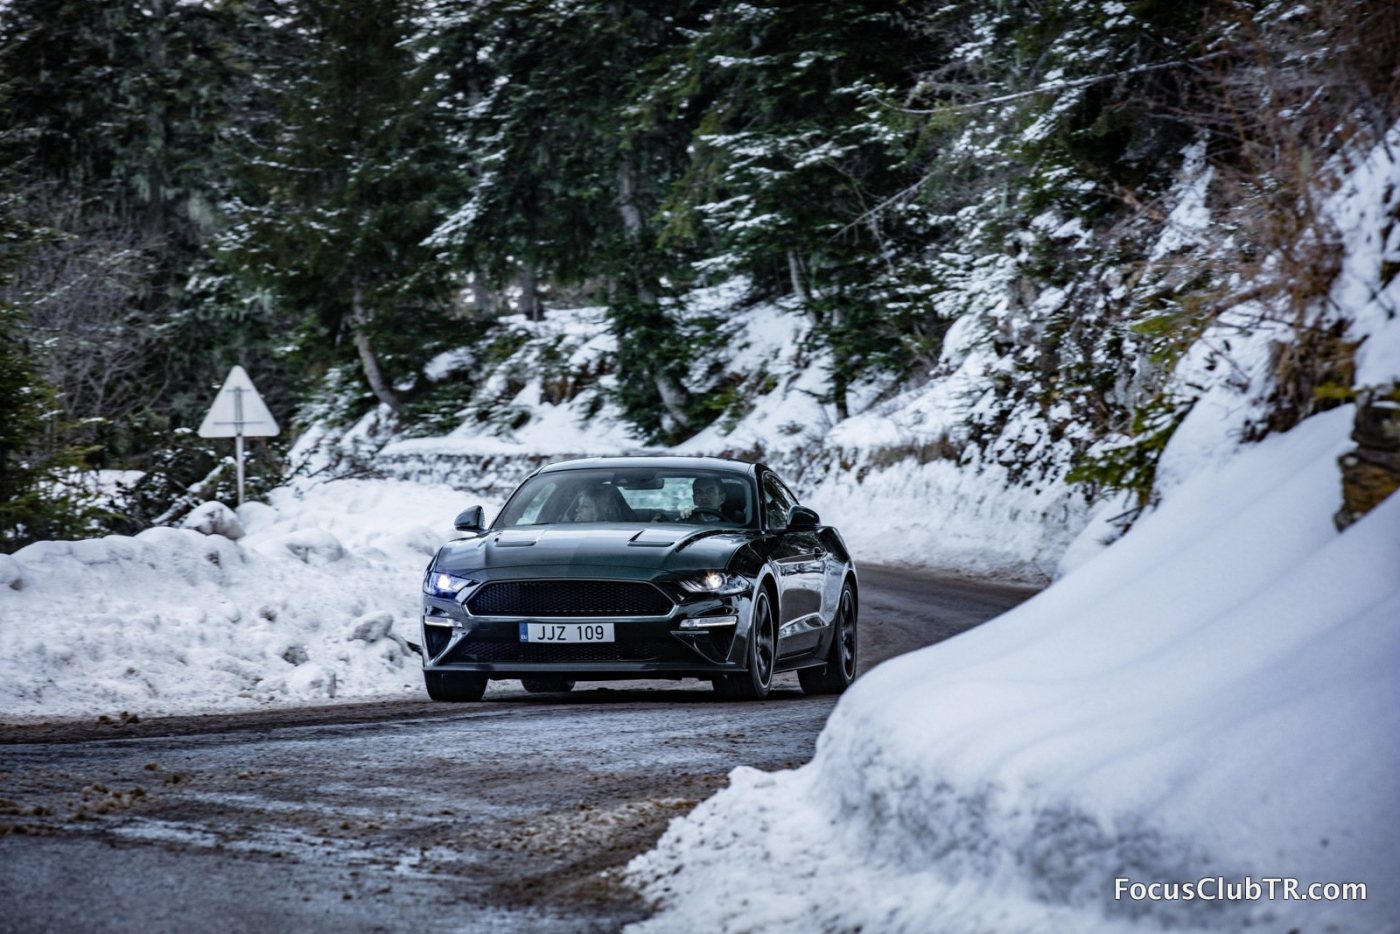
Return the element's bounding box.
[1336,386,1400,530]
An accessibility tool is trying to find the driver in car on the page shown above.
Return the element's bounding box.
[680,476,729,522]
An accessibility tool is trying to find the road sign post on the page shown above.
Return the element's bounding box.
[198,366,279,505]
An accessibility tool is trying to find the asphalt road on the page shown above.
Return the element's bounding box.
[0,565,1036,933]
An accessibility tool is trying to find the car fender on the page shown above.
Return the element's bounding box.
[724,568,778,667]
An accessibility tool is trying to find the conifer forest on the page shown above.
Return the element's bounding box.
[1,1,1396,547]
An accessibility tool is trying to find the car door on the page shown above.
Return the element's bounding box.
[761,471,824,656]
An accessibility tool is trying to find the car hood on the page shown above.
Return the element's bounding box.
[434,525,755,576]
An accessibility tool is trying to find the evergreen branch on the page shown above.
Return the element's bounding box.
[886,50,1233,116]
[846,50,1235,231]
[838,174,935,236]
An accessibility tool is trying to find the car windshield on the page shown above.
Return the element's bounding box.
[495,467,756,529]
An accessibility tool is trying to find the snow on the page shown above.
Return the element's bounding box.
[623,119,1400,934]
[806,457,1084,581]
[1149,139,1214,261]
[0,478,487,718]
[1,88,1394,934]
[673,302,831,455]
[626,406,1400,933]
[391,306,643,457]
[1330,121,1400,388]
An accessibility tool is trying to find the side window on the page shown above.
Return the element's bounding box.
[762,472,797,530]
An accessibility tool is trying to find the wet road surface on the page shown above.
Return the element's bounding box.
[0,566,1036,933]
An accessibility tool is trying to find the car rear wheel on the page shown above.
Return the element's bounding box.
[715,589,775,701]
[520,677,575,693]
[424,671,488,702]
[799,583,857,696]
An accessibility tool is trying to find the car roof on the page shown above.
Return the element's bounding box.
[537,455,760,477]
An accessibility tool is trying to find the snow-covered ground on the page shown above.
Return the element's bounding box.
[625,406,1400,933]
[0,479,495,718]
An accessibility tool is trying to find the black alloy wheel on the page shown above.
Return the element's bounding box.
[520,677,575,694]
[715,589,775,700]
[424,671,488,702]
[799,583,857,696]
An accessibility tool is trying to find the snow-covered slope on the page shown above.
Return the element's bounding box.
[625,406,1399,933]
[622,120,1400,934]
[346,280,1092,582]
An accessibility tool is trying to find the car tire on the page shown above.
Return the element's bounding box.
[520,677,575,693]
[798,583,857,696]
[424,671,488,702]
[715,589,776,701]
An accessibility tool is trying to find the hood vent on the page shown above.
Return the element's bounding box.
[628,529,676,547]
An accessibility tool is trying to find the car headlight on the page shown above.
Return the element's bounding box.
[423,570,475,597]
[678,572,749,595]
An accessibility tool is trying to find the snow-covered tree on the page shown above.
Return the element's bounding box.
[220,0,449,417]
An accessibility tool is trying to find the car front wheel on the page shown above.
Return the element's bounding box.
[715,589,775,701]
[424,671,488,702]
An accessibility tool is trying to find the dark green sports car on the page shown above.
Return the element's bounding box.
[419,455,858,701]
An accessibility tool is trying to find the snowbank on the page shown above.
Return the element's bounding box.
[0,479,491,718]
[804,455,1082,581]
[625,406,1400,932]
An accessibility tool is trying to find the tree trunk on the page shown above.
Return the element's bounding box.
[831,304,848,421]
[788,249,810,304]
[470,276,497,318]
[519,266,544,321]
[616,157,690,429]
[351,282,400,414]
[143,0,169,238]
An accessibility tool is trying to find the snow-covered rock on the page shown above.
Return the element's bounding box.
[179,501,245,540]
[0,554,24,591]
[261,528,347,565]
[348,611,394,643]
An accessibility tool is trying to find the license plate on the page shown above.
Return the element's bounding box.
[519,622,615,643]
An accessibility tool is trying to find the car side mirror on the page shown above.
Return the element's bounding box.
[785,505,820,530]
[454,505,486,532]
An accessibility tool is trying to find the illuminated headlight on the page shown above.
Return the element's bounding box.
[423,570,475,597]
[678,572,749,595]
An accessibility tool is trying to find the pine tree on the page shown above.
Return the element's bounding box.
[656,1,942,418]
[426,0,706,438]
[221,0,451,418]
[0,188,105,547]
[0,0,281,444]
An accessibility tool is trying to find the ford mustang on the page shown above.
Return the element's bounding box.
[418,455,858,701]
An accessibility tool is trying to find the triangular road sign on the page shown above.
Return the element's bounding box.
[198,366,280,438]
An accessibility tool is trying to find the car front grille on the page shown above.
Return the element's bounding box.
[466,580,673,618]
[451,638,683,664]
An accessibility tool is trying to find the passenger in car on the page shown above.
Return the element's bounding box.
[571,489,602,522]
[571,484,634,522]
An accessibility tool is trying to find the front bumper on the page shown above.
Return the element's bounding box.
[420,577,751,680]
